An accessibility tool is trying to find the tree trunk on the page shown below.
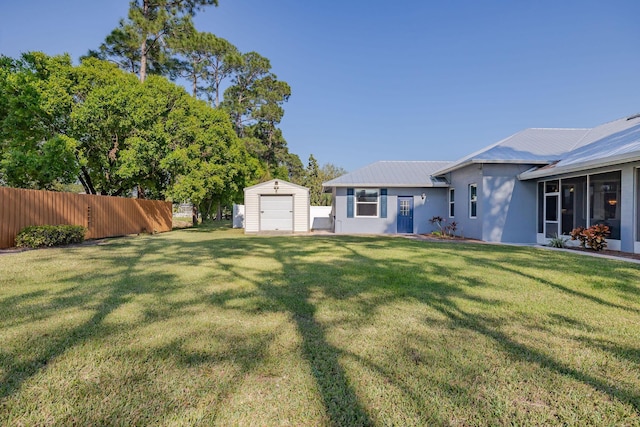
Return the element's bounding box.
[140,41,148,82]
[192,205,198,226]
[139,0,150,82]
[216,200,222,221]
[79,166,96,195]
[78,174,90,195]
[214,80,220,107]
[205,198,214,220]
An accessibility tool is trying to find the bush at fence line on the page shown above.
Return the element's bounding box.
[15,225,87,248]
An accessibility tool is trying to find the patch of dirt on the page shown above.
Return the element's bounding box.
[172,219,193,229]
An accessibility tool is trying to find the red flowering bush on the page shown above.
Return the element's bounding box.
[570,224,610,251]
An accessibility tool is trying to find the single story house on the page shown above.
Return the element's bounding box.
[323,113,640,253]
[323,161,452,234]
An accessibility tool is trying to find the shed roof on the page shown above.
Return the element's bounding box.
[323,161,453,188]
[433,128,590,176]
[244,178,309,192]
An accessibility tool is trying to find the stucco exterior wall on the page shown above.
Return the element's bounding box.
[620,164,636,253]
[446,164,483,240]
[482,164,538,243]
[447,163,538,243]
[333,187,447,234]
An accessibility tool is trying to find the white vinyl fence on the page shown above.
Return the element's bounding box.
[309,206,332,230]
[232,204,332,231]
[232,204,245,228]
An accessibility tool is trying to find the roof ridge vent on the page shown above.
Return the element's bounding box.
[627,113,640,121]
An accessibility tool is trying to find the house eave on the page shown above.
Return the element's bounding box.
[322,182,449,189]
[518,153,640,180]
[434,159,554,176]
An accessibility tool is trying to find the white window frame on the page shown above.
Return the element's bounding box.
[354,188,379,217]
[469,184,477,219]
[449,188,455,218]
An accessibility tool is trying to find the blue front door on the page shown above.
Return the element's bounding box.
[397,197,414,233]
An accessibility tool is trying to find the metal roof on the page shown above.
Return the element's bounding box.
[519,116,640,179]
[570,114,640,149]
[323,161,453,188]
[433,128,590,176]
[322,114,640,186]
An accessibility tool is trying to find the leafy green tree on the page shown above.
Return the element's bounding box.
[88,0,219,82]
[283,152,305,184]
[1,53,252,216]
[72,58,252,205]
[303,155,321,204]
[161,94,259,221]
[170,29,240,105]
[302,156,347,206]
[70,58,150,195]
[222,52,290,134]
[320,163,348,182]
[0,53,79,190]
[221,52,298,179]
[319,163,347,204]
[89,2,302,190]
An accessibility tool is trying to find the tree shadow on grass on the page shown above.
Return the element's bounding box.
[204,240,376,425]
[427,298,640,412]
[574,335,640,367]
[442,245,640,314]
[257,276,373,426]
[0,265,177,401]
[216,237,640,417]
[3,233,640,424]
[132,234,640,417]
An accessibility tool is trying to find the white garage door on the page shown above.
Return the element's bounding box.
[260,195,293,231]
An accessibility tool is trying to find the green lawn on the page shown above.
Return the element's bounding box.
[1,224,639,426]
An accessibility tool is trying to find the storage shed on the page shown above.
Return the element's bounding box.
[243,179,310,233]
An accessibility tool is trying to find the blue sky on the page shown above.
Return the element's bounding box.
[2,0,639,172]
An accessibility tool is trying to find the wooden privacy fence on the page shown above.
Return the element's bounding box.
[0,187,173,249]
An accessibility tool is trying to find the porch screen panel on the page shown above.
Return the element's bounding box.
[637,170,640,241]
[589,171,621,239]
[561,177,587,235]
[545,194,558,221]
[537,182,543,233]
[545,194,559,238]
